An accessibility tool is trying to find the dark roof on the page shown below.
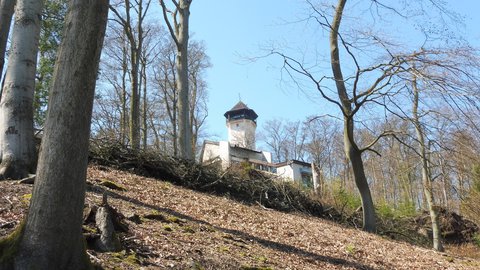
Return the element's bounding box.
[224,101,258,121]
[230,144,262,154]
[275,159,312,168]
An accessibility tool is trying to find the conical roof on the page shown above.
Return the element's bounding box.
[224,101,258,121]
[228,101,250,111]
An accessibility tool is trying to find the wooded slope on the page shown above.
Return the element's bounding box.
[1,166,479,269]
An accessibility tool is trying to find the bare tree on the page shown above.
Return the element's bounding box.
[109,0,152,149]
[159,0,193,159]
[411,74,443,251]
[151,38,209,156]
[261,119,287,163]
[153,40,179,155]
[188,40,210,155]
[261,119,309,163]
[273,0,476,233]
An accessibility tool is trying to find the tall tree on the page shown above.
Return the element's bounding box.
[321,0,379,231]
[261,119,307,163]
[188,40,210,155]
[411,74,443,251]
[159,0,193,159]
[109,0,152,150]
[0,0,15,78]
[2,0,109,268]
[34,0,68,128]
[0,0,43,180]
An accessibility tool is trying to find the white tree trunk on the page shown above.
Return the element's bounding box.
[11,0,109,268]
[0,0,42,180]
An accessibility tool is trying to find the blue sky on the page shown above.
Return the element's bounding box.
[188,0,325,141]
[185,0,480,142]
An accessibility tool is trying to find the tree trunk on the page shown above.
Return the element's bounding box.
[160,0,192,160]
[121,42,128,145]
[0,0,15,78]
[190,71,197,154]
[12,0,109,268]
[0,0,42,180]
[330,0,376,232]
[129,47,140,149]
[141,56,148,149]
[176,12,191,159]
[412,75,443,251]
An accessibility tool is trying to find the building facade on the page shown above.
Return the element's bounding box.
[200,101,314,187]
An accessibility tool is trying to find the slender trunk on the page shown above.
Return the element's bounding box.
[161,0,192,159]
[344,119,376,232]
[121,0,142,150]
[121,41,128,145]
[438,155,449,209]
[11,0,109,269]
[190,72,197,154]
[412,74,443,251]
[129,49,140,149]
[176,37,191,158]
[330,0,376,232]
[161,70,177,155]
[142,56,147,149]
[0,0,15,79]
[0,0,42,180]
[148,111,160,149]
[172,101,178,156]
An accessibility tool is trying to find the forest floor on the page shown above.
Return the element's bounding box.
[2,165,480,269]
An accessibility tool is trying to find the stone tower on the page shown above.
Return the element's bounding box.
[224,101,258,150]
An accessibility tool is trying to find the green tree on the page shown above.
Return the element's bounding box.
[34,0,68,128]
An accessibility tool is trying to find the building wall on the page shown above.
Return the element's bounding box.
[201,143,220,163]
[276,165,294,181]
[227,118,256,150]
[230,147,267,163]
[291,163,306,182]
[262,151,272,163]
[276,162,313,186]
[218,141,230,169]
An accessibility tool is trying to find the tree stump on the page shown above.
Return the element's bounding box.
[94,194,122,252]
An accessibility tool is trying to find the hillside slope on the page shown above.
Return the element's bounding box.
[1,165,479,269]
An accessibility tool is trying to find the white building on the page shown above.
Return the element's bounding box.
[200,101,314,187]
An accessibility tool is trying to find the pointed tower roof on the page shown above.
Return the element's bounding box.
[224,101,258,121]
[229,101,249,111]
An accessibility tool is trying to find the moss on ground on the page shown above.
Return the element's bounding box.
[99,180,127,191]
[0,221,25,267]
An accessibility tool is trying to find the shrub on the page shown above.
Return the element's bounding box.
[334,186,361,213]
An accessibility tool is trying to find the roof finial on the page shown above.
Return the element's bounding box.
[238,93,242,102]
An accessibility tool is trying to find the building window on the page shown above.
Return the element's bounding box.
[301,172,313,188]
